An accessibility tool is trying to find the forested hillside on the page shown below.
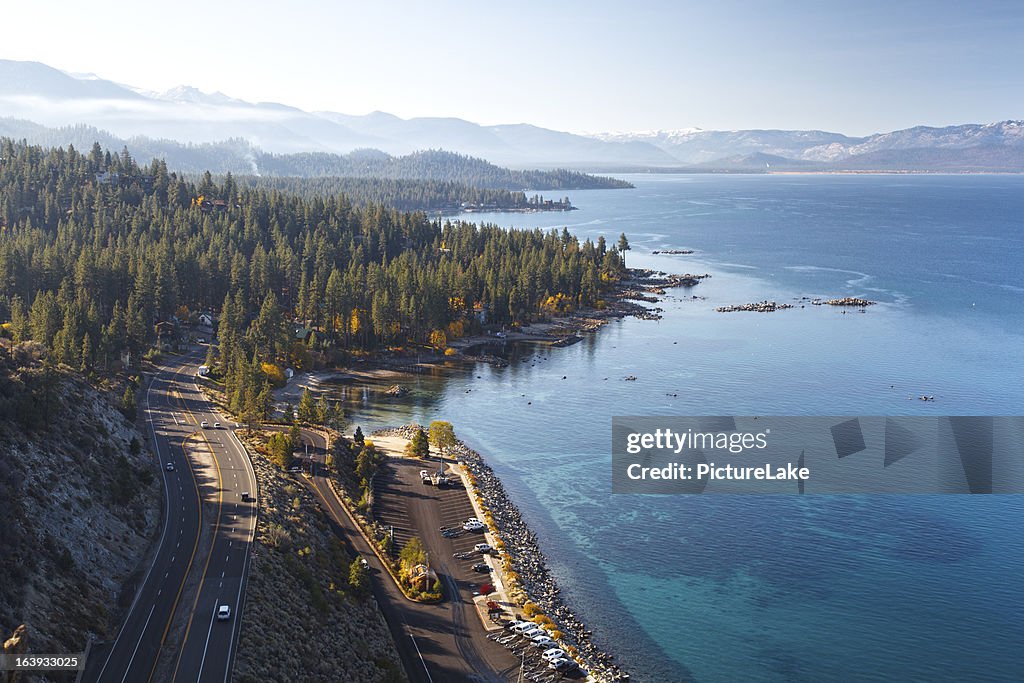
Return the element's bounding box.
[0,119,633,189]
[255,148,633,189]
[0,139,626,421]
[233,175,572,213]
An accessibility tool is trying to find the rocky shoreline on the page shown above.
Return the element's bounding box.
[373,425,630,682]
[717,296,877,313]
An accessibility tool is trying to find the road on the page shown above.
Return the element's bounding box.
[296,429,520,683]
[83,349,257,683]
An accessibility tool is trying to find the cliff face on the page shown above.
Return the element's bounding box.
[0,344,159,658]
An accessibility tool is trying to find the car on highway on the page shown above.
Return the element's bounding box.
[216,605,231,621]
[241,491,253,502]
[472,562,491,573]
[165,462,175,471]
[213,422,221,428]
[200,421,209,428]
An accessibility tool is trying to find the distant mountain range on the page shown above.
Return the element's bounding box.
[0,118,630,191]
[596,123,1024,171]
[1,59,1022,171]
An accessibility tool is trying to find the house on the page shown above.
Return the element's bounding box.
[294,326,313,343]
[198,312,216,328]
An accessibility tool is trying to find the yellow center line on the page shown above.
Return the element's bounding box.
[146,362,203,683]
[168,372,225,682]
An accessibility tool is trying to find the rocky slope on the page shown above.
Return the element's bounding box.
[0,343,159,673]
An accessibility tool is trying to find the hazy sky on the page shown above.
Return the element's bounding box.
[5,0,1023,135]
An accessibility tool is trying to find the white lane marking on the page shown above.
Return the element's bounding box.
[196,603,220,682]
[119,603,156,683]
[409,634,434,683]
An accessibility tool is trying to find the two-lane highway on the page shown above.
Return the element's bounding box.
[84,349,257,683]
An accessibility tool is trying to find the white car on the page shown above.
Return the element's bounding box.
[549,657,578,672]
[463,520,486,532]
[473,543,493,554]
[216,604,231,621]
[542,648,566,662]
[165,462,175,471]
[213,422,221,428]
[200,421,209,428]
[531,634,556,647]
[520,627,544,639]
[511,621,537,633]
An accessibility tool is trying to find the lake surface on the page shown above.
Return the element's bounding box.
[342,175,1024,682]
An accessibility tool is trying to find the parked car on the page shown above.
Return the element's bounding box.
[463,520,486,532]
[549,657,578,672]
[473,543,493,554]
[472,563,491,573]
[532,637,557,649]
[216,604,231,621]
[542,648,566,662]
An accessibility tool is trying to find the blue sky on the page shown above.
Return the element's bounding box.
[4,0,1022,134]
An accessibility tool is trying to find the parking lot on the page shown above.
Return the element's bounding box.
[373,457,498,596]
[372,455,582,681]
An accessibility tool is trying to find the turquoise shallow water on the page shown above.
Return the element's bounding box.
[343,175,1024,682]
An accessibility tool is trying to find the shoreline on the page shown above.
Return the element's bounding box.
[372,425,630,682]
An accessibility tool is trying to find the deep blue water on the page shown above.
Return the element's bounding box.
[344,175,1024,682]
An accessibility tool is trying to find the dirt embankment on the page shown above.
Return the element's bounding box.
[232,430,405,683]
[0,344,159,672]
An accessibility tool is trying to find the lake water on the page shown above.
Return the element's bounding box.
[342,175,1024,682]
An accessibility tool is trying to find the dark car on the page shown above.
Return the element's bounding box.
[472,563,491,573]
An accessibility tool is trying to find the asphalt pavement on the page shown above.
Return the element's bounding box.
[82,348,257,683]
